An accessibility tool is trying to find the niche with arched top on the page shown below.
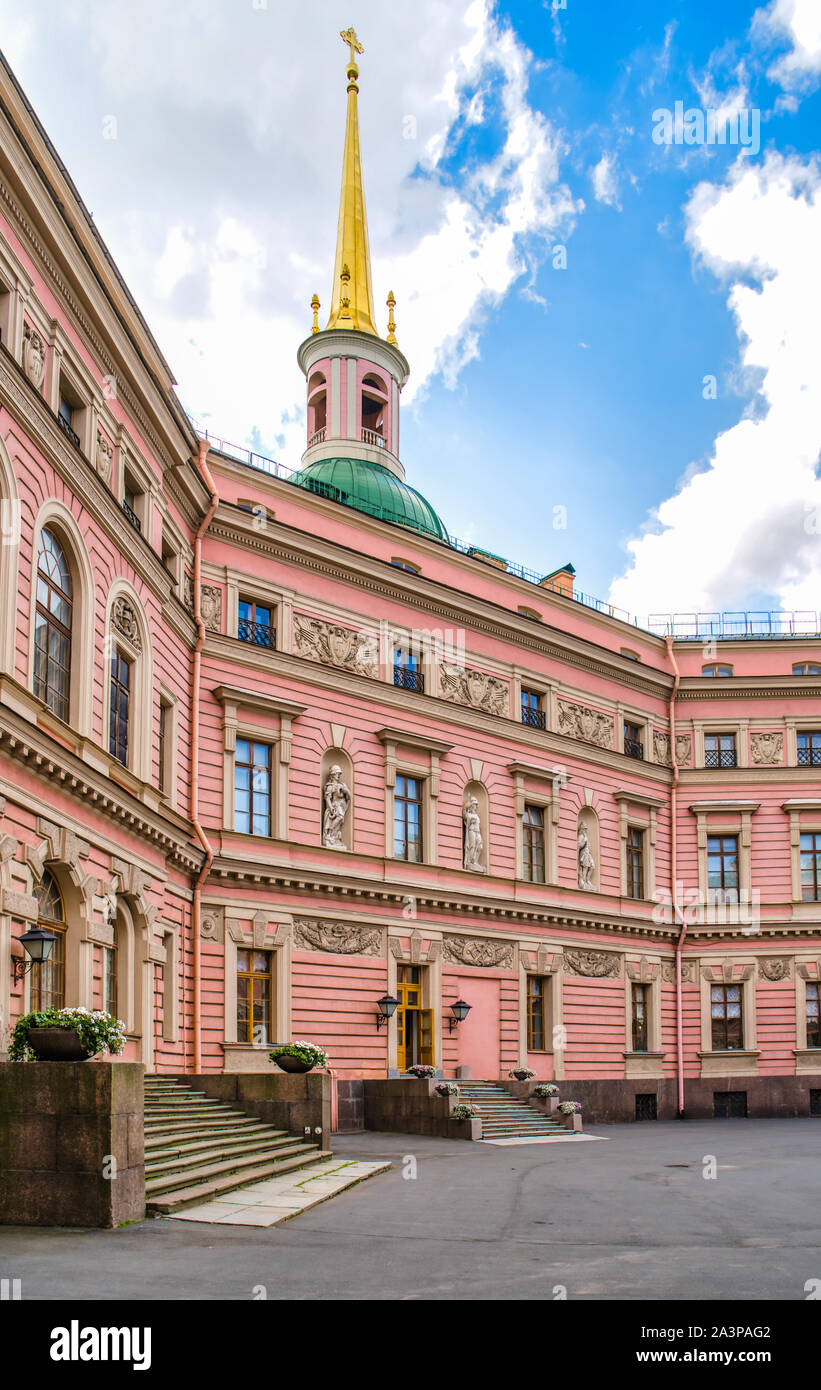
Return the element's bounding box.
[577,807,600,892]
[320,747,355,852]
[462,780,489,873]
[307,371,327,441]
[361,372,389,447]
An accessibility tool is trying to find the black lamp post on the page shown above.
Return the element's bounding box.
[375,994,399,1030]
[12,926,56,983]
[448,999,472,1034]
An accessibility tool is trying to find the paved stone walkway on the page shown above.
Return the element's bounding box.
[166,1157,391,1227]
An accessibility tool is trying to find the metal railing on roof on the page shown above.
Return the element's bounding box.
[648,611,821,640]
[192,425,821,644]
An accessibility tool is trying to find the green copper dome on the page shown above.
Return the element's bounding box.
[292,456,449,542]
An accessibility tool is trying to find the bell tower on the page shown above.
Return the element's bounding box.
[297,27,410,483]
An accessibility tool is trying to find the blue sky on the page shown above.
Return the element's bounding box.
[1,0,819,625]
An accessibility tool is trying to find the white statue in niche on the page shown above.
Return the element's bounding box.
[578,820,596,891]
[322,764,352,850]
[463,796,485,872]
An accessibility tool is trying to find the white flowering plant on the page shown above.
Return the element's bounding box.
[452,1102,479,1119]
[558,1100,582,1115]
[533,1083,560,1097]
[268,1041,329,1068]
[435,1082,459,1096]
[407,1064,436,1079]
[8,1006,126,1062]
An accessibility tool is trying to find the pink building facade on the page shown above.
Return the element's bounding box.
[1,46,820,1126]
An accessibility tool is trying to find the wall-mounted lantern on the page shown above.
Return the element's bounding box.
[12,926,56,984]
[375,994,399,1030]
[448,999,472,1034]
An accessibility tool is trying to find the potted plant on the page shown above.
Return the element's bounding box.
[435,1081,458,1096]
[452,1102,479,1120]
[508,1066,535,1082]
[407,1064,436,1079]
[268,1041,329,1074]
[558,1099,583,1132]
[8,1007,126,1062]
[533,1083,559,1097]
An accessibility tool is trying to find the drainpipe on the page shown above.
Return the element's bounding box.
[665,635,686,1116]
[189,438,219,1075]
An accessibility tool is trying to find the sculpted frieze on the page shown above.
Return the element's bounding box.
[563,947,621,978]
[750,731,783,765]
[442,934,514,968]
[293,918,382,956]
[557,699,613,750]
[439,664,509,717]
[293,613,379,678]
[653,731,692,766]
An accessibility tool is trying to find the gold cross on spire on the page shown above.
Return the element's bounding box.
[340,26,364,69]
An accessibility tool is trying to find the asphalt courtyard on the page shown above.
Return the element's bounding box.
[1,1118,819,1301]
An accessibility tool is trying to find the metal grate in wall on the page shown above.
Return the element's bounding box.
[810,1090,821,1117]
[713,1090,748,1118]
[635,1093,658,1121]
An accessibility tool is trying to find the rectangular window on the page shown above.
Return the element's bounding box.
[236,948,272,1044]
[631,983,649,1052]
[704,732,737,768]
[103,945,117,1017]
[523,805,545,883]
[707,835,739,897]
[711,984,743,1051]
[626,827,645,899]
[800,833,821,902]
[158,700,168,793]
[57,388,81,448]
[393,644,424,693]
[797,732,821,767]
[122,472,142,532]
[624,721,644,760]
[30,929,65,1011]
[527,976,547,1052]
[109,650,131,766]
[521,689,546,730]
[807,983,821,1049]
[394,774,423,861]
[234,739,271,836]
[238,598,275,649]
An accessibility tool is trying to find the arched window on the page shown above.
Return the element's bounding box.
[361,373,388,445]
[793,662,821,676]
[34,528,72,721]
[702,663,733,678]
[31,870,66,1010]
[307,372,327,443]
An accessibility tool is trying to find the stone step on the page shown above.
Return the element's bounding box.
[145,1141,321,1197]
[145,1125,287,1156]
[145,1133,295,1172]
[146,1138,310,1180]
[147,1150,332,1215]
[145,1118,264,1138]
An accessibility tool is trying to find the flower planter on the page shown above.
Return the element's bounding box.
[272,1055,315,1074]
[26,1027,96,1062]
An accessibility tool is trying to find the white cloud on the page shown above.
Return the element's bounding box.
[753,0,821,91]
[0,0,577,465]
[591,153,621,209]
[609,152,821,620]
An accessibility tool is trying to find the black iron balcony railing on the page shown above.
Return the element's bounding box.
[394,665,424,694]
[624,736,644,760]
[704,749,737,768]
[238,618,276,649]
[57,412,81,448]
[798,746,821,766]
[121,498,141,533]
[521,706,546,730]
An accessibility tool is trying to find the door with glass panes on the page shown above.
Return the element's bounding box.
[396,965,433,1070]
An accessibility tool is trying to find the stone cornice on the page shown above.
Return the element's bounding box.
[213,684,307,721]
[507,761,567,784]
[688,800,761,815]
[205,634,675,785]
[0,704,202,871]
[0,348,179,602]
[613,788,667,808]
[679,676,821,699]
[206,505,673,701]
[376,726,453,756]
[782,799,821,813]
[679,767,819,786]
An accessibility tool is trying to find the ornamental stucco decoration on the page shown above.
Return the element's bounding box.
[653,731,692,767]
[95,428,113,482]
[322,765,352,850]
[750,731,783,765]
[22,324,46,390]
[557,699,613,750]
[577,820,596,891]
[200,585,222,633]
[462,796,485,872]
[442,934,514,968]
[563,947,621,978]
[111,596,142,651]
[293,613,379,678]
[293,918,382,956]
[183,575,195,614]
[439,663,509,717]
[758,957,791,982]
[662,961,695,983]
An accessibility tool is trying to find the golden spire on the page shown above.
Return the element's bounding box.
[326,27,379,336]
[310,294,320,334]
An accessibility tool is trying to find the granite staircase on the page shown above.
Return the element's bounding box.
[455,1080,574,1140]
[143,1075,330,1214]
